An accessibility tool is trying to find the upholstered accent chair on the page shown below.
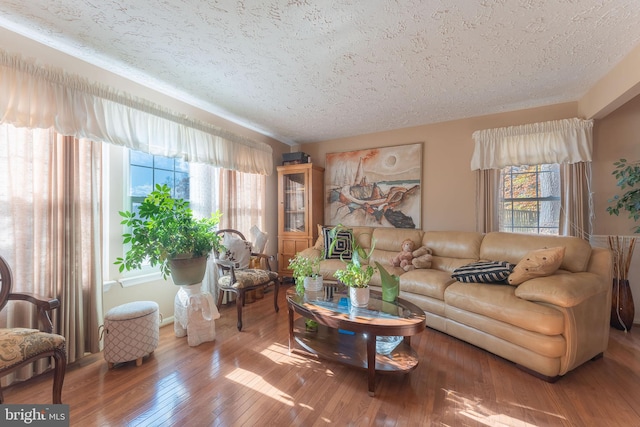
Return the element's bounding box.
[214,229,280,331]
[0,255,66,403]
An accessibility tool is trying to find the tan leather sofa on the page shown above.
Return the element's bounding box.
[297,227,612,381]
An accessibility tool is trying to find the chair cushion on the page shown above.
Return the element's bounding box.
[0,328,65,370]
[218,269,278,289]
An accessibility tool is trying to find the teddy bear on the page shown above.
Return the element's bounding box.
[391,239,416,271]
[411,246,433,269]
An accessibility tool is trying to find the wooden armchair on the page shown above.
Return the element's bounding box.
[213,229,280,331]
[0,255,66,403]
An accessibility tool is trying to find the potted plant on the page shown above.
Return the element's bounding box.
[328,225,376,307]
[288,252,323,295]
[606,158,639,331]
[115,183,223,286]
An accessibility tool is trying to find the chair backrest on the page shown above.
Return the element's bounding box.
[214,229,248,259]
[0,256,13,312]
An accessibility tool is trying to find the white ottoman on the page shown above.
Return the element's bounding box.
[104,301,159,369]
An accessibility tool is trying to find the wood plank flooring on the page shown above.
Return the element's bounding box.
[5,285,640,426]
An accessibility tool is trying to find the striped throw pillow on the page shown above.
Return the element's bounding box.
[451,261,514,283]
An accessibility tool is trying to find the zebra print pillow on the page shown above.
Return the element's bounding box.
[451,261,515,283]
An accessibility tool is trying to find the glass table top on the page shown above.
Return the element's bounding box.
[287,286,424,322]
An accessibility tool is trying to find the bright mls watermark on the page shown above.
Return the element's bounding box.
[1,405,69,426]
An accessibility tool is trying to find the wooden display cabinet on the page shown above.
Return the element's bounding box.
[277,163,324,277]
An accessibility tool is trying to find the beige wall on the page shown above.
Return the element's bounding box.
[592,94,640,323]
[299,102,578,231]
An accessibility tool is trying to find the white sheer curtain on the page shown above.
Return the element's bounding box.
[190,163,222,296]
[189,164,266,296]
[218,169,267,236]
[0,124,102,386]
[472,118,593,237]
[0,49,273,176]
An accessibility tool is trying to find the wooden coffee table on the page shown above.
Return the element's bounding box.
[286,285,426,396]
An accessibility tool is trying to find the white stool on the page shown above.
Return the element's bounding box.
[103,301,159,369]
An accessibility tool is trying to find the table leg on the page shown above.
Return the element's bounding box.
[288,305,294,353]
[367,334,376,397]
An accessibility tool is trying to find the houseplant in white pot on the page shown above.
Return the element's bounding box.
[288,252,323,295]
[115,183,223,286]
[328,225,376,307]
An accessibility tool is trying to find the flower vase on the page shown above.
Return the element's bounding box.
[349,286,370,308]
[375,261,399,302]
[611,278,634,331]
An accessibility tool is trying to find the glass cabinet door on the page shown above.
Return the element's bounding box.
[282,171,306,233]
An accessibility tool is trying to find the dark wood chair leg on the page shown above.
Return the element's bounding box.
[236,290,244,331]
[217,290,224,308]
[52,347,66,404]
[273,279,280,313]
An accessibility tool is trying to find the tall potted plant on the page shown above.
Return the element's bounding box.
[115,183,223,286]
[606,158,639,331]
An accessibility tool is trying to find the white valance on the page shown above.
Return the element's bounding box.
[0,50,273,175]
[471,118,593,170]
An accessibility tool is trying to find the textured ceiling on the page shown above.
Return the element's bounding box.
[1,1,640,145]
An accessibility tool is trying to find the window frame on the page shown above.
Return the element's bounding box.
[499,163,561,235]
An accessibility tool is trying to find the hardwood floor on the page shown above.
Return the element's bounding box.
[6,285,640,426]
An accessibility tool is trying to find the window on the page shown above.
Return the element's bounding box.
[499,164,560,235]
[129,150,190,212]
[103,144,266,285]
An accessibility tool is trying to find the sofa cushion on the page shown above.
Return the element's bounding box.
[452,261,514,283]
[371,228,423,251]
[480,232,591,273]
[400,268,456,300]
[422,231,484,273]
[507,247,565,285]
[445,282,565,336]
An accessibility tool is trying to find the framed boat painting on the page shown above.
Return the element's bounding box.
[324,143,422,228]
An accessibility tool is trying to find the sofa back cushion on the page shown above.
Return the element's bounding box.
[369,228,424,267]
[422,231,484,273]
[480,232,592,273]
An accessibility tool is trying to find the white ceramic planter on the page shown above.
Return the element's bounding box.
[349,286,370,308]
[304,276,323,292]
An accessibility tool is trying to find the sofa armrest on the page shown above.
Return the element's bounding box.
[514,272,607,308]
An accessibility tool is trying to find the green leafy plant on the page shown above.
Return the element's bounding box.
[115,183,223,279]
[607,158,640,233]
[328,224,377,288]
[334,260,375,288]
[288,252,321,294]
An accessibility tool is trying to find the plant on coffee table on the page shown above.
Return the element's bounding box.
[288,253,322,294]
